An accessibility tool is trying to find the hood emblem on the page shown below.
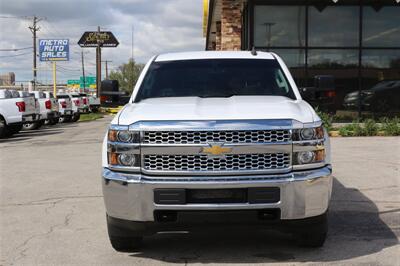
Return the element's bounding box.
[201,143,232,158]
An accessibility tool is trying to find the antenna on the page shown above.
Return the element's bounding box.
[251,46,257,56]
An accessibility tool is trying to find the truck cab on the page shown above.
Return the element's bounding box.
[102,51,332,251]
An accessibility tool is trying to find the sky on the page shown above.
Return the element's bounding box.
[0,0,205,84]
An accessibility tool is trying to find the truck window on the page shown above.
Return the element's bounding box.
[135,59,296,102]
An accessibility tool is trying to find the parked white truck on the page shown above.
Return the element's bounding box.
[0,89,36,137]
[102,51,332,251]
[56,94,73,123]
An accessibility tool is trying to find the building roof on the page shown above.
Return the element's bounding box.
[155,51,275,62]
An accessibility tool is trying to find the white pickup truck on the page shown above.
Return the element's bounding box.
[56,94,73,123]
[0,89,36,138]
[102,51,332,251]
[24,91,60,130]
[43,92,60,125]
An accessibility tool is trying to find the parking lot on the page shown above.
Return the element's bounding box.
[0,116,399,265]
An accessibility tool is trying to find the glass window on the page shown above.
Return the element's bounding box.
[254,5,305,47]
[309,6,359,47]
[308,49,358,68]
[270,49,305,68]
[363,6,400,47]
[135,59,297,102]
[360,50,400,114]
[308,49,359,112]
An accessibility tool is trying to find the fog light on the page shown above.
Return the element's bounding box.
[117,131,132,142]
[300,128,315,140]
[118,154,136,166]
[297,151,315,164]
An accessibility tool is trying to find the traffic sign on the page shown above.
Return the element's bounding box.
[39,39,69,61]
[78,31,119,47]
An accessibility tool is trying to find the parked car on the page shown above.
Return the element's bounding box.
[88,95,100,112]
[67,93,83,122]
[0,89,36,137]
[102,51,332,251]
[43,92,60,125]
[78,93,90,113]
[23,91,59,130]
[343,80,400,113]
[17,91,42,128]
[56,94,73,123]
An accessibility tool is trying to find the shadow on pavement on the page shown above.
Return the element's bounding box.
[129,178,398,264]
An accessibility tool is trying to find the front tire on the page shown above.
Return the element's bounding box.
[107,215,143,252]
[0,117,6,138]
[293,213,328,248]
[109,236,143,252]
[71,113,80,122]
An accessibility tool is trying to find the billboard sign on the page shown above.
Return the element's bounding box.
[78,31,119,47]
[39,39,69,61]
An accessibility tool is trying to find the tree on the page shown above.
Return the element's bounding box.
[109,59,145,93]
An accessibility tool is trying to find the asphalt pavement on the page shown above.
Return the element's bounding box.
[0,116,399,265]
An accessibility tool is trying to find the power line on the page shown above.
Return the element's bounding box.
[0,52,31,58]
[0,46,33,51]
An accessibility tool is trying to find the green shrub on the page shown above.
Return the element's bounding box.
[315,108,333,131]
[381,118,400,136]
[363,119,379,136]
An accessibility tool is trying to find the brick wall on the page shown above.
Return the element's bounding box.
[220,0,244,50]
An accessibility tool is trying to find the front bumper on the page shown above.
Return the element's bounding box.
[102,165,332,222]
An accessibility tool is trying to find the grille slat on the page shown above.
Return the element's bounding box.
[144,153,291,172]
[143,130,291,144]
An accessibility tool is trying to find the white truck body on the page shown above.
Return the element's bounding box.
[32,91,59,121]
[101,51,333,251]
[0,90,36,125]
[56,94,73,117]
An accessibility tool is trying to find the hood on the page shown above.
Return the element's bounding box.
[116,96,318,126]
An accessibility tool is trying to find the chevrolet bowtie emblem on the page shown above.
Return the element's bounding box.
[202,144,232,157]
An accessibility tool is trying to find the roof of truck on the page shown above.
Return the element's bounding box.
[155,51,275,62]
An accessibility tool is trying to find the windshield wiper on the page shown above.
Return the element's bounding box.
[198,94,235,98]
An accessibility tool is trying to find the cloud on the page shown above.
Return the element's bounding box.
[0,0,205,83]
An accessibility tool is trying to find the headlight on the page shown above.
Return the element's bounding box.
[300,128,315,140]
[297,151,315,164]
[107,126,140,169]
[294,149,325,165]
[108,129,140,143]
[295,126,324,140]
[118,154,136,166]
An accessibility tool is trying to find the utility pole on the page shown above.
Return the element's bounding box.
[96,26,102,97]
[101,60,112,79]
[29,16,43,90]
[81,51,86,92]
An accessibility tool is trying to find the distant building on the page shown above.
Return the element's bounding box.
[0,72,16,86]
[205,0,400,114]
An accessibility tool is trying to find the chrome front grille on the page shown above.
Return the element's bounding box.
[143,130,291,144]
[143,153,291,172]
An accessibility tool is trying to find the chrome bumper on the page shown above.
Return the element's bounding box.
[102,165,332,222]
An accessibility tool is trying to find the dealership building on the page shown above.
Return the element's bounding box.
[205,0,400,114]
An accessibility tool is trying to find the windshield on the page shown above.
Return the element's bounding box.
[135,59,296,102]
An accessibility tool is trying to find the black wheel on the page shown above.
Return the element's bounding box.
[293,213,328,248]
[109,236,143,252]
[71,113,80,122]
[107,215,143,252]
[23,122,40,130]
[0,117,6,138]
[9,124,23,134]
[48,118,58,125]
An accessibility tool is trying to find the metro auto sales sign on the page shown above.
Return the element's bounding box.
[39,39,69,61]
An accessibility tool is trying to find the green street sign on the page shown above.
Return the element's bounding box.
[67,79,80,85]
